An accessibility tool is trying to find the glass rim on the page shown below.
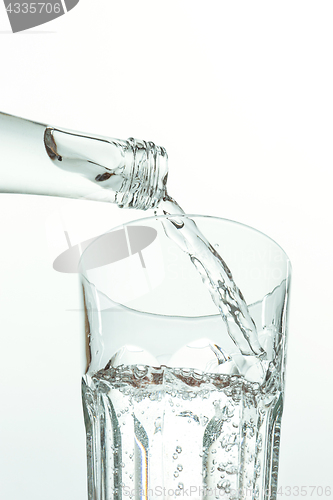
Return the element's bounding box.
[78,213,291,273]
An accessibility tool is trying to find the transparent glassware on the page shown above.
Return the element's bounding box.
[0,111,168,209]
[80,215,291,500]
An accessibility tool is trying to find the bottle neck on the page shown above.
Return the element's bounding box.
[44,126,168,209]
[119,138,168,210]
[0,112,168,209]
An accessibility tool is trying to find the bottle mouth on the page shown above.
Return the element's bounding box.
[117,138,169,210]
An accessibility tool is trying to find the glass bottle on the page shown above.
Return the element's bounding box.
[0,111,168,210]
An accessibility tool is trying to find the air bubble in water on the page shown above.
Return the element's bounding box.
[176,446,182,453]
[134,365,148,378]
[201,416,209,426]
[174,471,179,478]
[222,404,235,420]
[225,464,238,475]
[193,369,203,380]
[221,433,238,451]
[154,417,162,434]
[177,464,183,472]
[181,368,191,376]
[173,453,178,460]
[217,480,231,492]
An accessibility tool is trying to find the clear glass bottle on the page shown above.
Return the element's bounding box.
[0,112,168,210]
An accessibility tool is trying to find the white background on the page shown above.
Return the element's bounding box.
[0,1,332,499]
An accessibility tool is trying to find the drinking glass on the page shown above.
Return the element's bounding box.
[80,215,291,500]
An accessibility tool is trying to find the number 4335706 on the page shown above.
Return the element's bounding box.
[277,486,331,496]
[6,3,61,14]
